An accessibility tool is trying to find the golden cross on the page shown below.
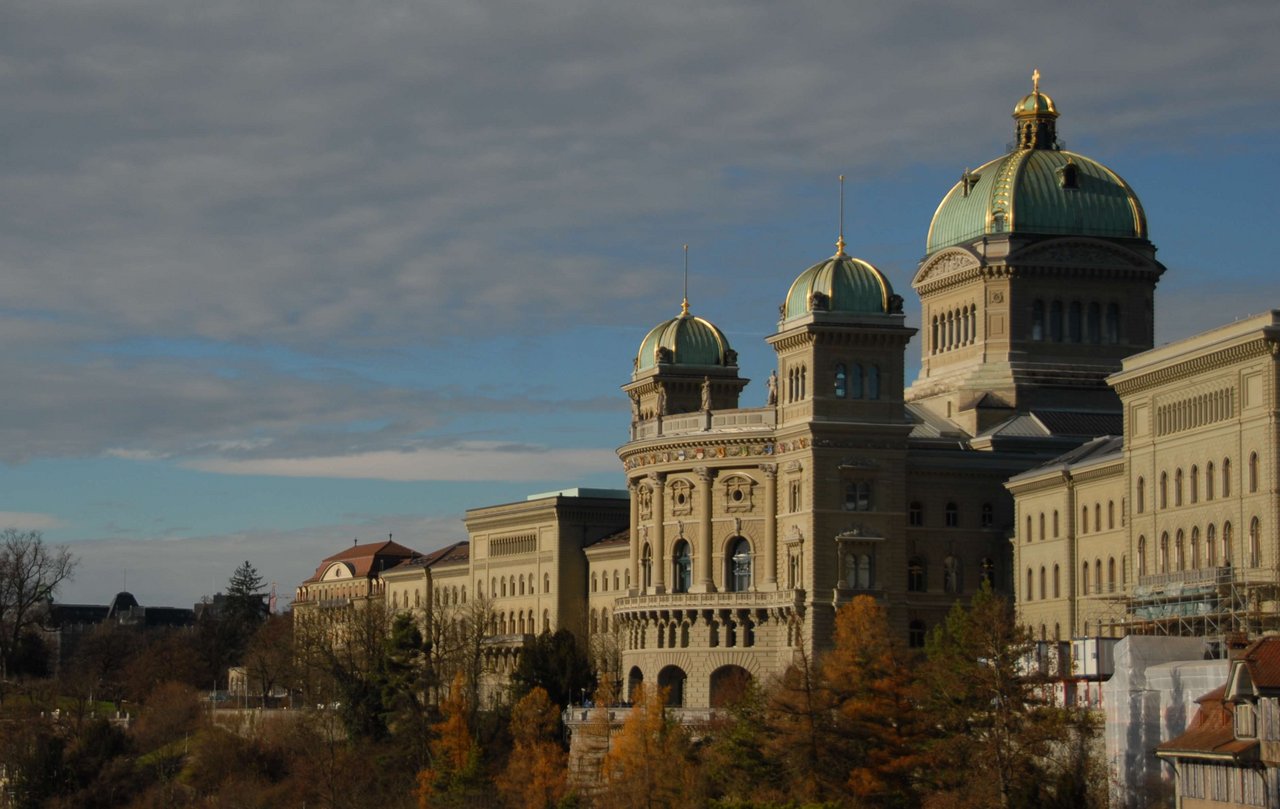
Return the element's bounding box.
[1032,68,1041,94]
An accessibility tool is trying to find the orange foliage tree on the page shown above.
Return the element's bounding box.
[417,672,480,808]
[599,683,697,809]
[496,686,568,809]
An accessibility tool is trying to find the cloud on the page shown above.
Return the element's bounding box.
[0,512,64,530]
[183,441,619,482]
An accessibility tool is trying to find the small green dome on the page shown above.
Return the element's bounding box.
[635,304,734,373]
[783,245,894,321]
[926,78,1146,255]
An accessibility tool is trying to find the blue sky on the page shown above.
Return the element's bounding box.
[2,0,1277,608]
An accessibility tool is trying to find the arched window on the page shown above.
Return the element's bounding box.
[591,573,597,593]
[1249,452,1259,493]
[850,364,863,399]
[1026,567,1033,600]
[1039,513,1046,541]
[1105,303,1120,343]
[1087,302,1101,343]
[641,543,653,588]
[1068,301,1082,342]
[1050,300,1064,341]
[867,365,880,400]
[544,573,551,593]
[1137,477,1145,513]
[1191,527,1201,568]
[727,537,752,592]
[908,557,927,592]
[909,620,926,649]
[501,578,507,597]
[1224,458,1232,497]
[1138,536,1147,576]
[1025,515,1032,543]
[1079,563,1087,595]
[672,541,692,593]
[1250,518,1261,567]
[1052,564,1060,598]
[909,502,924,526]
[945,502,958,527]
[1207,524,1218,567]
[1032,300,1045,340]
[1095,559,1102,594]
[1175,530,1185,571]
[1207,462,1216,500]
[1190,466,1199,503]
[834,363,847,398]
[1081,505,1089,534]
[944,556,961,594]
[1223,522,1234,565]
[1095,503,1102,533]
[1159,532,1170,573]
[1053,510,1060,538]
[1160,473,1168,509]
[543,610,550,632]
[1108,557,1116,592]
[1040,566,1047,600]
[1174,469,1183,507]
[1108,501,1115,529]
[601,609,609,633]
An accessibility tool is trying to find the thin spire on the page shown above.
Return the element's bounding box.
[681,244,690,315]
[836,175,847,255]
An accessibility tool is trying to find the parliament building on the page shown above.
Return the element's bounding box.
[296,76,1280,710]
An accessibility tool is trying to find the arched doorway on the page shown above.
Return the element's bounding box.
[726,537,752,592]
[627,666,644,703]
[657,665,687,708]
[709,665,752,708]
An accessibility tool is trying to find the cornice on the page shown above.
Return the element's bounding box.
[1112,337,1273,396]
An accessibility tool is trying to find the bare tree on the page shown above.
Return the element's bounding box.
[0,529,77,682]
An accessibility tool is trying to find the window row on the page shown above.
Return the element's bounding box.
[1025,555,1127,600]
[431,585,467,607]
[908,556,994,594]
[910,501,995,528]
[930,305,977,354]
[1137,453,1260,513]
[1030,299,1120,344]
[1156,387,1235,436]
[1078,500,1119,535]
[785,365,807,403]
[590,568,629,593]
[492,609,550,636]
[832,363,881,399]
[483,572,551,599]
[1137,518,1264,575]
[589,607,611,634]
[390,588,424,609]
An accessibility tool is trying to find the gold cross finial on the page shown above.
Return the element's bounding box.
[1032,68,1041,94]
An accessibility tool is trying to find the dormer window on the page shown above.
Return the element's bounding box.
[1058,159,1079,190]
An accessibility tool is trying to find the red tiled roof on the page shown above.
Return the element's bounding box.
[1157,686,1257,760]
[302,539,421,583]
[586,528,629,549]
[1240,636,1280,690]
[385,541,470,572]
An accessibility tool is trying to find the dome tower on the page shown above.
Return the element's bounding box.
[906,72,1165,433]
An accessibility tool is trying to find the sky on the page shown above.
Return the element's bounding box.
[2,1,1278,609]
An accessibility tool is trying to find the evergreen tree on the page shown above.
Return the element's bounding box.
[510,629,594,709]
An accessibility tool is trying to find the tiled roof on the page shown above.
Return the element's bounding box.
[1157,686,1256,759]
[1032,410,1123,438]
[302,539,422,583]
[1239,636,1280,690]
[389,541,470,571]
[586,528,630,549]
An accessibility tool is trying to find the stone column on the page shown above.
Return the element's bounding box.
[695,467,715,593]
[763,464,778,589]
[628,480,640,594]
[651,473,666,593]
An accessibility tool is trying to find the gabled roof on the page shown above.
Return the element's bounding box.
[386,541,470,572]
[585,528,630,549]
[1156,686,1256,760]
[302,539,422,583]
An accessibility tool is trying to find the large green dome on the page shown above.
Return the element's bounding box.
[926,78,1147,255]
[783,242,895,321]
[635,304,735,373]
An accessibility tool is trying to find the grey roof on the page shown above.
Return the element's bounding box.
[905,402,969,439]
[1010,434,1124,481]
[976,410,1122,441]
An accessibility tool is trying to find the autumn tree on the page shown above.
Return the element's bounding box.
[497,686,568,809]
[243,612,296,705]
[823,596,927,808]
[599,683,698,809]
[383,611,437,769]
[761,648,842,802]
[697,683,789,806]
[417,672,482,808]
[0,529,77,682]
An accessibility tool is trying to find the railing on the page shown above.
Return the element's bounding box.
[630,408,777,441]
[1138,566,1234,589]
[612,588,803,613]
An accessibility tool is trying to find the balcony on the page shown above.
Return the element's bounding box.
[613,588,804,617]
[630,408,776,441]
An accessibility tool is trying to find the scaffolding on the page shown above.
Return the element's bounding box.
[1107,565,1280,653]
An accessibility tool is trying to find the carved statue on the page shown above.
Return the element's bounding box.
[629,392,641,423]
[766,370,778,406]
[655,383,668,416]
[701,376,712,412]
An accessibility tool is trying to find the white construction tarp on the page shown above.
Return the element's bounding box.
[1102,636,1228,809]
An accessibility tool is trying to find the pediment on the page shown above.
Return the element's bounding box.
[913,247,981,287]
[1011,238,1146,269]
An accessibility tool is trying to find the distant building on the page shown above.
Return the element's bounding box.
[40,591,194,676]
